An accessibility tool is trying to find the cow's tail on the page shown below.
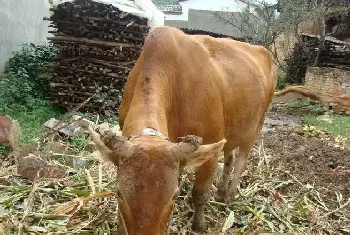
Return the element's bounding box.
[274,85,322,101]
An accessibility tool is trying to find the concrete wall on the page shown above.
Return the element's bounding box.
[305,67,350,113]
[0,0,51,73]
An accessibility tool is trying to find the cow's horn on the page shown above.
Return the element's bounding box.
[88,126,133,165]
[171,135,203,159]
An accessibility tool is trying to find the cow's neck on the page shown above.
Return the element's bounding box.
[122,75,170,137]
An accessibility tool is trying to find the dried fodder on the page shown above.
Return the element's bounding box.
[0,137,349,234]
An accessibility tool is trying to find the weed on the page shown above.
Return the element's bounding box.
[276,70,286,91]
[1,99,63,144]
[310,103,323,115]
[4,43,58,100]
[287,99,310,108]
[69,136,89,151]
[0,144,10,157]
[303,115,350,139]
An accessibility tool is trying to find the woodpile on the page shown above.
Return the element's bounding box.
[285,33,350,84]
[48,0,150,114]
[181,28,247,41]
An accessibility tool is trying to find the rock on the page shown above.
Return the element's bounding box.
[72,115,82,121]
[73,115,94,128]
[44,118,88,137]
[17,154,66,181]
[0,115,21,149]
[96,122,110,133]
[110,125,122,136]
[43,118,64,129]
[72,157,94,169]
[58,125,82,137]
[84,141,96,152]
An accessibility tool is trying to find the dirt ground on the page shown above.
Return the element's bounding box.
[262,110,350,198]
[261,96,350,198]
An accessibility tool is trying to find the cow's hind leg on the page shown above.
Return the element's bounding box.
[226,143,254,202]
[215,150,235,202]
[191,153,220,232]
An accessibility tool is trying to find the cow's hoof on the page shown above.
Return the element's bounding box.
[226,192,237,203]
[192,220,207,233]
[214,191,226,203]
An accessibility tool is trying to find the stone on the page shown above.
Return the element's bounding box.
[58,125,82,137]
[17,154,66,181]
[43,118,64,129]
[72,157,94,169]
[0,115,21,149]
[73,115,94,128]
[96,122,110,133]
[110,125,122,136]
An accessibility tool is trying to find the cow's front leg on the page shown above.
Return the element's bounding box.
[191,154,219,232]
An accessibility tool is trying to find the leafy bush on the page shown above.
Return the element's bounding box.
[310,104,323,115]
[276,71,286,91]
[0,44,63,148]
[0,73,35,106]
[1,43,58,103]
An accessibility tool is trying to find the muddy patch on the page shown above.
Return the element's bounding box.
[261,123,350,198]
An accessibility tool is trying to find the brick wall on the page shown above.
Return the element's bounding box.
[305,67,350,113]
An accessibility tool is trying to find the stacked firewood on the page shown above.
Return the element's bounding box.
[181,28,247,42]
[48,0,150,114]
[285,34,350,84]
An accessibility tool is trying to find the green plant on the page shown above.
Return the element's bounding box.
[288,99,310,108]
[0,144,11,157]
[69,136,89,151]
[1,99,62,144]
[310,103,323,115]
[3,43,58,101]
[276,71,286,91]
[303,115,350,139]
[0,73,35,105]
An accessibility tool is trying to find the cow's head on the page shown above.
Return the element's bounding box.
[89,126,226,235]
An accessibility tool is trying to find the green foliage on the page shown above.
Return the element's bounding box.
[288,100,325,115]
[276,71,286,90]
[69,136,89,151]
[310,104,323,115]
[2,99,62,144]
[0,44,62,150]
[0,144,11,157]
[0,73,35,105]
[1,43,58,104]
[287,99,310,108]
[303,115,350,138]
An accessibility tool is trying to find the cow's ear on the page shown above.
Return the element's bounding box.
[172,135,226,168]
[88,126,134,166]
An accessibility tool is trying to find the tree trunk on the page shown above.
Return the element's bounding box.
[313,15,326,66]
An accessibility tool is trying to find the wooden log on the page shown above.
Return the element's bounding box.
[48,36,140,48]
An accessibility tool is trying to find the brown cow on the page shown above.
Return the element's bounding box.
[89,26,276,234]
[0,115,21,150]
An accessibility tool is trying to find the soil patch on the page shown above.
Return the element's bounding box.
[262,110,350,198]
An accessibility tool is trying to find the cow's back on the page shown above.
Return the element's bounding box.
[120,26,276,150]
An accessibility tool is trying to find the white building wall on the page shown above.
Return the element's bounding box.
[0,0,51,73]
[165,0,277,21]
[165,0,244,21]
